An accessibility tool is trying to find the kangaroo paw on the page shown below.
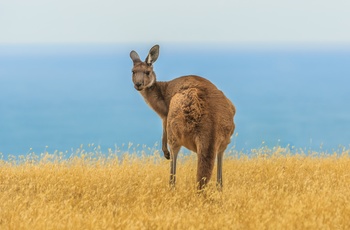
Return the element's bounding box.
[163,149,170,160]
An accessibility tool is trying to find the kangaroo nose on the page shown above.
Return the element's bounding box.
[135,82,142,88]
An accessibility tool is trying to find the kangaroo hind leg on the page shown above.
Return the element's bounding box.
[216,150,225,191]
[196,145,216,191]
[169,144,181,189]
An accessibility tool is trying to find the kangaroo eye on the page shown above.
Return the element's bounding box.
[145,71,150,76]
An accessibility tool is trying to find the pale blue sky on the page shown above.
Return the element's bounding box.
[0,0,350,44]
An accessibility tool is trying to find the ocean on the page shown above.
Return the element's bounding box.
[0,44,349,158]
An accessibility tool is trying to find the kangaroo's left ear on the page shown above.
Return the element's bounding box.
[130,50,141,64]
[145,45,159,66]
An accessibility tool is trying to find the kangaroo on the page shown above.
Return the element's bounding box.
[130,45,235,190]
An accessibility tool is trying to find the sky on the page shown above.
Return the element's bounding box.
[0,0,350,44]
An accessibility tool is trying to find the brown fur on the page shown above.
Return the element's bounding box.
[130,45,235,190]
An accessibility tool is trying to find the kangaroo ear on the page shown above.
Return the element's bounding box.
[145,45,159,66]
[130,50,141,64]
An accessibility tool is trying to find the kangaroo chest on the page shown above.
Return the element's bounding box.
[141,87,169,118]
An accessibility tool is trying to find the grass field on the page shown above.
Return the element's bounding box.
[1,146,350,229]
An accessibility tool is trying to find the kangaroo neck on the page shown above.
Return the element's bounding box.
[140,81,168,118]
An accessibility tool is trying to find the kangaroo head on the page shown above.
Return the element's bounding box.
[130,45,159,91]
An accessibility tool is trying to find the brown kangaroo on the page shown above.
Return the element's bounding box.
[130,45,235,190]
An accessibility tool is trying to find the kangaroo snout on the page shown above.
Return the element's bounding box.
[134,82,143,90]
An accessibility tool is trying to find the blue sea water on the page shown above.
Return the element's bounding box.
[0,44,349,158]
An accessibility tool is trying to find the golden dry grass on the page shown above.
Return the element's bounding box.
[1,146,350,229]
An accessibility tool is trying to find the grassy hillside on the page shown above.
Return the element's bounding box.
[1,146,350,229]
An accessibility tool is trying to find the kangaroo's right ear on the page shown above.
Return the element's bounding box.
[130,50,141,64]
[145,45,159,66]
